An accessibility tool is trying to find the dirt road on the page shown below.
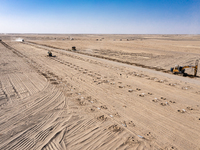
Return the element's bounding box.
[0,39,200,150]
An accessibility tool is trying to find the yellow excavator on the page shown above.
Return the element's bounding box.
[170,60,199,76]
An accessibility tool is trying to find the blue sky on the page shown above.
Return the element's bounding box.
[0,0,200,34]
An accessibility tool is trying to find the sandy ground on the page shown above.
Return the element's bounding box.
[0,34,200,150]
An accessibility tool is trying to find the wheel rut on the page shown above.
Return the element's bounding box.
[0,40,200,149]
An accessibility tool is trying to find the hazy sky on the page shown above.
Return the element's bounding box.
[0,0,200,34]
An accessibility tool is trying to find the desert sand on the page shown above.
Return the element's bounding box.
[0,34,200,150]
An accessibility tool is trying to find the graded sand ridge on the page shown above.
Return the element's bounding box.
[0,34,200,150]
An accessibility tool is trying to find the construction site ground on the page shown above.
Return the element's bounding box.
[0,34,200,150]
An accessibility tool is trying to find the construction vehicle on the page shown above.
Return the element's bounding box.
[48,51,52,57]
[170,59,199,76]
[72,46,76,51]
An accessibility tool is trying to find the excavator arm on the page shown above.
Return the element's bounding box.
[181,60,199,76]
[182,66,194,70]
[194,60,199,76]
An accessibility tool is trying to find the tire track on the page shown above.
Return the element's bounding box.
[1,40,200,149]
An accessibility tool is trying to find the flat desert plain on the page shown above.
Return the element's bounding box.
[0,34,200,150]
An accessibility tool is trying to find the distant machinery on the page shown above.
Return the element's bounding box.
[48,51,52,57]
[72,46,76,51]
[170,59,199,77]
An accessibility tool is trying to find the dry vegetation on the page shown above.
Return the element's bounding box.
[0,34,200,150]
